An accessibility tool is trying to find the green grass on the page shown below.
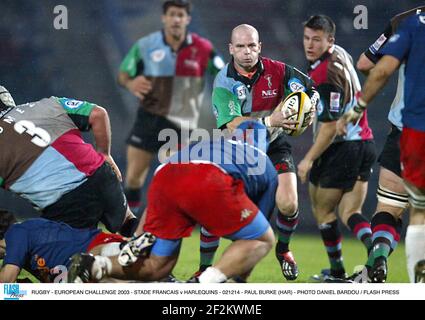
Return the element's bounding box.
[4,232,409,283]
[173,232,409,283]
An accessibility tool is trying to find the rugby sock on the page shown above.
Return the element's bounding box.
[199,227,220,271]
[276,210,299,254]
[198,267,227,283]
[405,224,425,282]
[366,212,398,267]
[319,220,345,277]
[125,187,142,213]
[347,213,372,252]
[390,218,403,255]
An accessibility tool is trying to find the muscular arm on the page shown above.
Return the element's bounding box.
[0,265,21,283]
[89,106,111,155]
[357,53,376,76]
[89,106,122,181]
[362,55,401,104]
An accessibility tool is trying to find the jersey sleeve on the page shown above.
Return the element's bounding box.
[119,42,144,77]
[283,64,315,95]
[316,83,345,122]
[206,49,225,76]
[3,225,29,269]
[212,74,243,129]
[56,97,97,131]
[380,19,413,62]
[364,23,393,64]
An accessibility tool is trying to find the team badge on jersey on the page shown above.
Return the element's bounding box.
[151,49,166,63]
[63,99,84,109]
[288,78,306,92]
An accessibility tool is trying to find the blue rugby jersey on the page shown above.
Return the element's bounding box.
[380,13,425,131]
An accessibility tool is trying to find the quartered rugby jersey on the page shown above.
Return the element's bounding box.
[120,31,224,130]
[365,6,425,130]
[212,57,314,142]
[0,97,105,209]
[380,12,425,132]
[308,45,373,142]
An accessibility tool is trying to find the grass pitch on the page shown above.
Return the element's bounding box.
[6,232,409,283]
[173,231,409,283]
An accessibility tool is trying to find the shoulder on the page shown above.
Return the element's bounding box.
[261,57,285,70]
[214,64,237,89]
[136,31,163,47]
[189,32,213,49]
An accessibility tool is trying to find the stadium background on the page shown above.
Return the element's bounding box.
[1,0,421,233]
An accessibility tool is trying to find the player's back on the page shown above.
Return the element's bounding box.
[0,97,104,209]
[384,13,425,131]
[4,218,100,282]
[168,137,277,200]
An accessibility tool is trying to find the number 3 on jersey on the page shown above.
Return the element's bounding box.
[14,120,51,147]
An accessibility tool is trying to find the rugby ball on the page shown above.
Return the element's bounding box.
[278,91,312,137]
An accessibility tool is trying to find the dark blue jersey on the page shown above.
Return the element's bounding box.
[3,218,100,282]
[380,13,425,131]
[168,138,278,218]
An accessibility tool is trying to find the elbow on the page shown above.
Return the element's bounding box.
[89,106,108,124]
[356,56,373,75]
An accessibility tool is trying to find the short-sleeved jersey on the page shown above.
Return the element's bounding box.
[0,97,105,209]
[308,45,373,142]
[3,218,100,282]
[120,31,224,130]
[212,57,314,142]
[364,6,425,130]
[167,138,278,218]
[380,13,425,132]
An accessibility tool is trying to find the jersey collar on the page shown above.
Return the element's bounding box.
[161,30,193,52]
[227,57,265,87]
[308,45,335,71]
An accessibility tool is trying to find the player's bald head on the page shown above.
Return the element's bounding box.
[231,24,259,44]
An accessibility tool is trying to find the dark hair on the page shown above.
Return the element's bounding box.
[163,0,191,15]
[304,15,336,37]
[0,209,16,240]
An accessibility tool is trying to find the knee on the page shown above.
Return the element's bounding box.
[276,194,298,215]
[258,227,275,252]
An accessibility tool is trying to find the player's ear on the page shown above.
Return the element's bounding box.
[258,42,262,53]
[229,43,234,55]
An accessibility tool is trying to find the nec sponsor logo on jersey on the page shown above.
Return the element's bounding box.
[330,92,341,112]
[262,74,279,99]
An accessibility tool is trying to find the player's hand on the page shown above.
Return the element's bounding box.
[297,158,313,184]
[127,76,152,101]
[307,90,319,126]
[336,105,364,136]
[268,109,299,129]
[103,154,123,182]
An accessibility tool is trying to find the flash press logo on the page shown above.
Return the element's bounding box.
[4,284,27,300]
